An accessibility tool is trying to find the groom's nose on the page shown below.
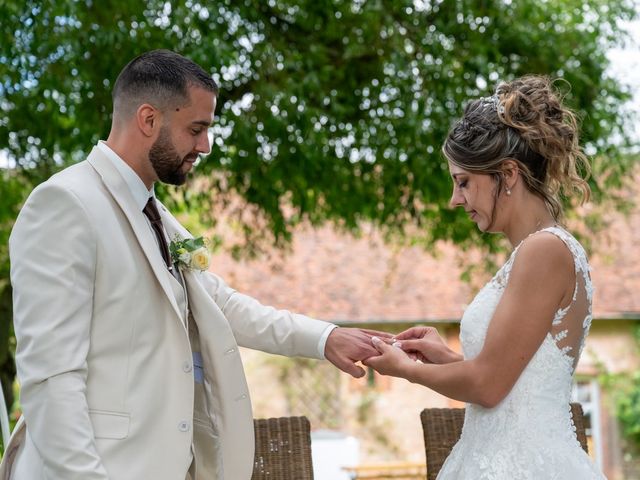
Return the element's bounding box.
[195,132,211,155]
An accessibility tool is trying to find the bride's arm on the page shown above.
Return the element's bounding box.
[365,233,573,408]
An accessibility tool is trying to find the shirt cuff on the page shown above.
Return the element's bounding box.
[317,324,338,359]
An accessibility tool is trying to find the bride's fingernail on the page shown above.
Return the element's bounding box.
[372,336,380,343]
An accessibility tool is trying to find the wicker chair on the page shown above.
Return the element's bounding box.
[420,403,589,480]
[252,416,314,480]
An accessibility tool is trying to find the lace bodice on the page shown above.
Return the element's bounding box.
[437,227,605,480]
[463,226,594,373]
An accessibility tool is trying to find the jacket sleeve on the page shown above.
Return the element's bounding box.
[10,182,109,479]
[199,271,331,359]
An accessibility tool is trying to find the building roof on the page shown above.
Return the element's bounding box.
[208,189,640,323]
[589,215,640,319]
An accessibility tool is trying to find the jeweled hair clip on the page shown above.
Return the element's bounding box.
[479,93,505,114]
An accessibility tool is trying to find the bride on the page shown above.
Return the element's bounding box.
[364,75,606,479]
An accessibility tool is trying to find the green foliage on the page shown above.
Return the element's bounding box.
[1,0,638,251]
[601,325,640,447]
[616,371,640,444]
[0,0,639,414]
[0,171,23,412]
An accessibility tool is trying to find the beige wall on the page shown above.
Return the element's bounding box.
[578,320,640,480]
[241,319,639,477]
[579,320,640,374]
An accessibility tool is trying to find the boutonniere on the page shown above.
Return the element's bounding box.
[169,236,211,271]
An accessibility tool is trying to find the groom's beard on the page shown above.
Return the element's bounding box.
[149,126,195,186]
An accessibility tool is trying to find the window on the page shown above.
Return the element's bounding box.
[572,379,603,468]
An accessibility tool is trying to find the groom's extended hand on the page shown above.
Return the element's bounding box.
[325,328,393,378]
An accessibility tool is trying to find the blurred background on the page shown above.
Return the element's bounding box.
[2,1,640,478]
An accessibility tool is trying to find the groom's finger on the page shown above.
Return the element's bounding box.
[329,354,366,378]
[360,328,393,338]
[330,352,367,377]
[341,361,366,378]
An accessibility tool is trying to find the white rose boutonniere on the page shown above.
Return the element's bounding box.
[169,236,211,271]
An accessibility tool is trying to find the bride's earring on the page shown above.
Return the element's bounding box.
[506,187,512,196]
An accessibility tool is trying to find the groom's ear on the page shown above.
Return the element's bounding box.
[136,103,161,138]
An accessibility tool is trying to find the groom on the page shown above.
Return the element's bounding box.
[1,50,384,480]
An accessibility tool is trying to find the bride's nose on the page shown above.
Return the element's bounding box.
[449,187,464,208]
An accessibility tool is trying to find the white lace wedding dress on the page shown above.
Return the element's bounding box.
[437,227,606,479]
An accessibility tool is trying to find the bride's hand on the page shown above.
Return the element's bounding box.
[362,336,415,377]
[392,326,463,364]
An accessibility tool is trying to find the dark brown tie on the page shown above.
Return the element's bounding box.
[143,197,173,270]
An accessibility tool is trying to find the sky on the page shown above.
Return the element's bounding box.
[606,18,640,143]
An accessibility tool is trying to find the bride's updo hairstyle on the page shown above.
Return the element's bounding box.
[442,75,590,222]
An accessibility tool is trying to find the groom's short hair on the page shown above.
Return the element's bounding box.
[112,49,218,119]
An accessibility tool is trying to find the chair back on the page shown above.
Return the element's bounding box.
[570,402,589,453]
[420,403,589,480]
[252,416,314,480]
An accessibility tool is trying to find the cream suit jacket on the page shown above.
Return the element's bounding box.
[0,147,330,480]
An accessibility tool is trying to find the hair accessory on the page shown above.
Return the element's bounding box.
[479,93,505,114]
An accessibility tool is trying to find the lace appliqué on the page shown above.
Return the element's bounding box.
[488,227,593,365]
[441,227,604,480]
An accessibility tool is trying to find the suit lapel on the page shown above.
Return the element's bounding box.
[86,147,183,322]
[158,203,192,243]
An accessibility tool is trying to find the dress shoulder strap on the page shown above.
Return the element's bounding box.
[536,227,595,368]
[492,226,591,296]
[538,226,591,285]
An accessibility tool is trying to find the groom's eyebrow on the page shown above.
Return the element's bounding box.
[192,120,214,127]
